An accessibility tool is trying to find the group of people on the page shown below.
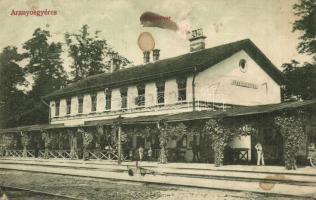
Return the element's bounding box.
[103,141,265,166]
[137,146,153,161]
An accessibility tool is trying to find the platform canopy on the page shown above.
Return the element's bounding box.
[1,99,315,134]
[0,123,65,134]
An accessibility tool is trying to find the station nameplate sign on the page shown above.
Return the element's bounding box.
[231,80,258,89]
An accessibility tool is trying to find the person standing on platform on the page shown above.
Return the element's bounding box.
[191,141,200,162]
[148,147,153,161]
[138,146,144,161]
[255,142,265,166]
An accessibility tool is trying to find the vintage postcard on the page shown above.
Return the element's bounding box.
[0,0,315,199]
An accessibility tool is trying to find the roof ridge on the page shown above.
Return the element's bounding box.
[45,38,284,100]
[69,38,252,83]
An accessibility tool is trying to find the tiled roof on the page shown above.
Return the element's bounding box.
[44,39,284,100]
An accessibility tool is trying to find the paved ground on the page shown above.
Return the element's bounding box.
[3,158,316,175]
[0,158,315,198]
[0,170,310,200]
[1,159,316,183]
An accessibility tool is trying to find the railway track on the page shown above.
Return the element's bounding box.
[0,160,316,187]
[0,160,315,199]
[0,185,83,200]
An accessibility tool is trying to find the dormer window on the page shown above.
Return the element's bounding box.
[91,93,97,112]
[136,84,145,107]
[120,88,128,110]
[177,78,187,101]
[156,81,165,105]
[66,98,71,115]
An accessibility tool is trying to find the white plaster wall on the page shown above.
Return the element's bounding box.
[50,101,55,118]
[127,86,138,109]
[97,91,105,112]
[71,96,78,115]
[230,135,251,149]
[59,99,67,117]
[83,94,91,114]
[51,50,281,125]
[229,135,251,160]
[195,50,281,106]
[145,82,157,107]
[165,79,178,105]
[186,76,193,102]
[111,89,121,111]
[51,106,193,126]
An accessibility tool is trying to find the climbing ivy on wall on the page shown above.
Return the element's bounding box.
[204,117,257,167]
[1,134,15,154]
[111,124,128,146]
[274,113,305,170]
[21,132,31,147]
[158,122,187,164]
[41,131,52,158]
[42,131,52,148]
[82,131,94,148]
[204,119,234,167]
[78,128,93,160]
[21,132,31,157]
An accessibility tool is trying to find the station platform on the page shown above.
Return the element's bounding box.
[0,158,315,198]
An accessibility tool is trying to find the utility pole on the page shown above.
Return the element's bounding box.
[117,115,123,165]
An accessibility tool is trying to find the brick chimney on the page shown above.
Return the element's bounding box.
[110,52,121,72]
[152,49,160,61]
[143,51,150,64]
[188,28,206,52]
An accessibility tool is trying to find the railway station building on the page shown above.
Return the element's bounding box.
[0,31,315,166]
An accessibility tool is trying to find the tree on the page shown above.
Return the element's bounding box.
[293,0,316,60]
[282,60,316,100]
[23,28,67,97]
[22,28,67,125]
[0,46,26,128]
[65,25,130,82]
[281,1,316,101]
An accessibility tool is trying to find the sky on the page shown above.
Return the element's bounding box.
[0,0,312,71]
